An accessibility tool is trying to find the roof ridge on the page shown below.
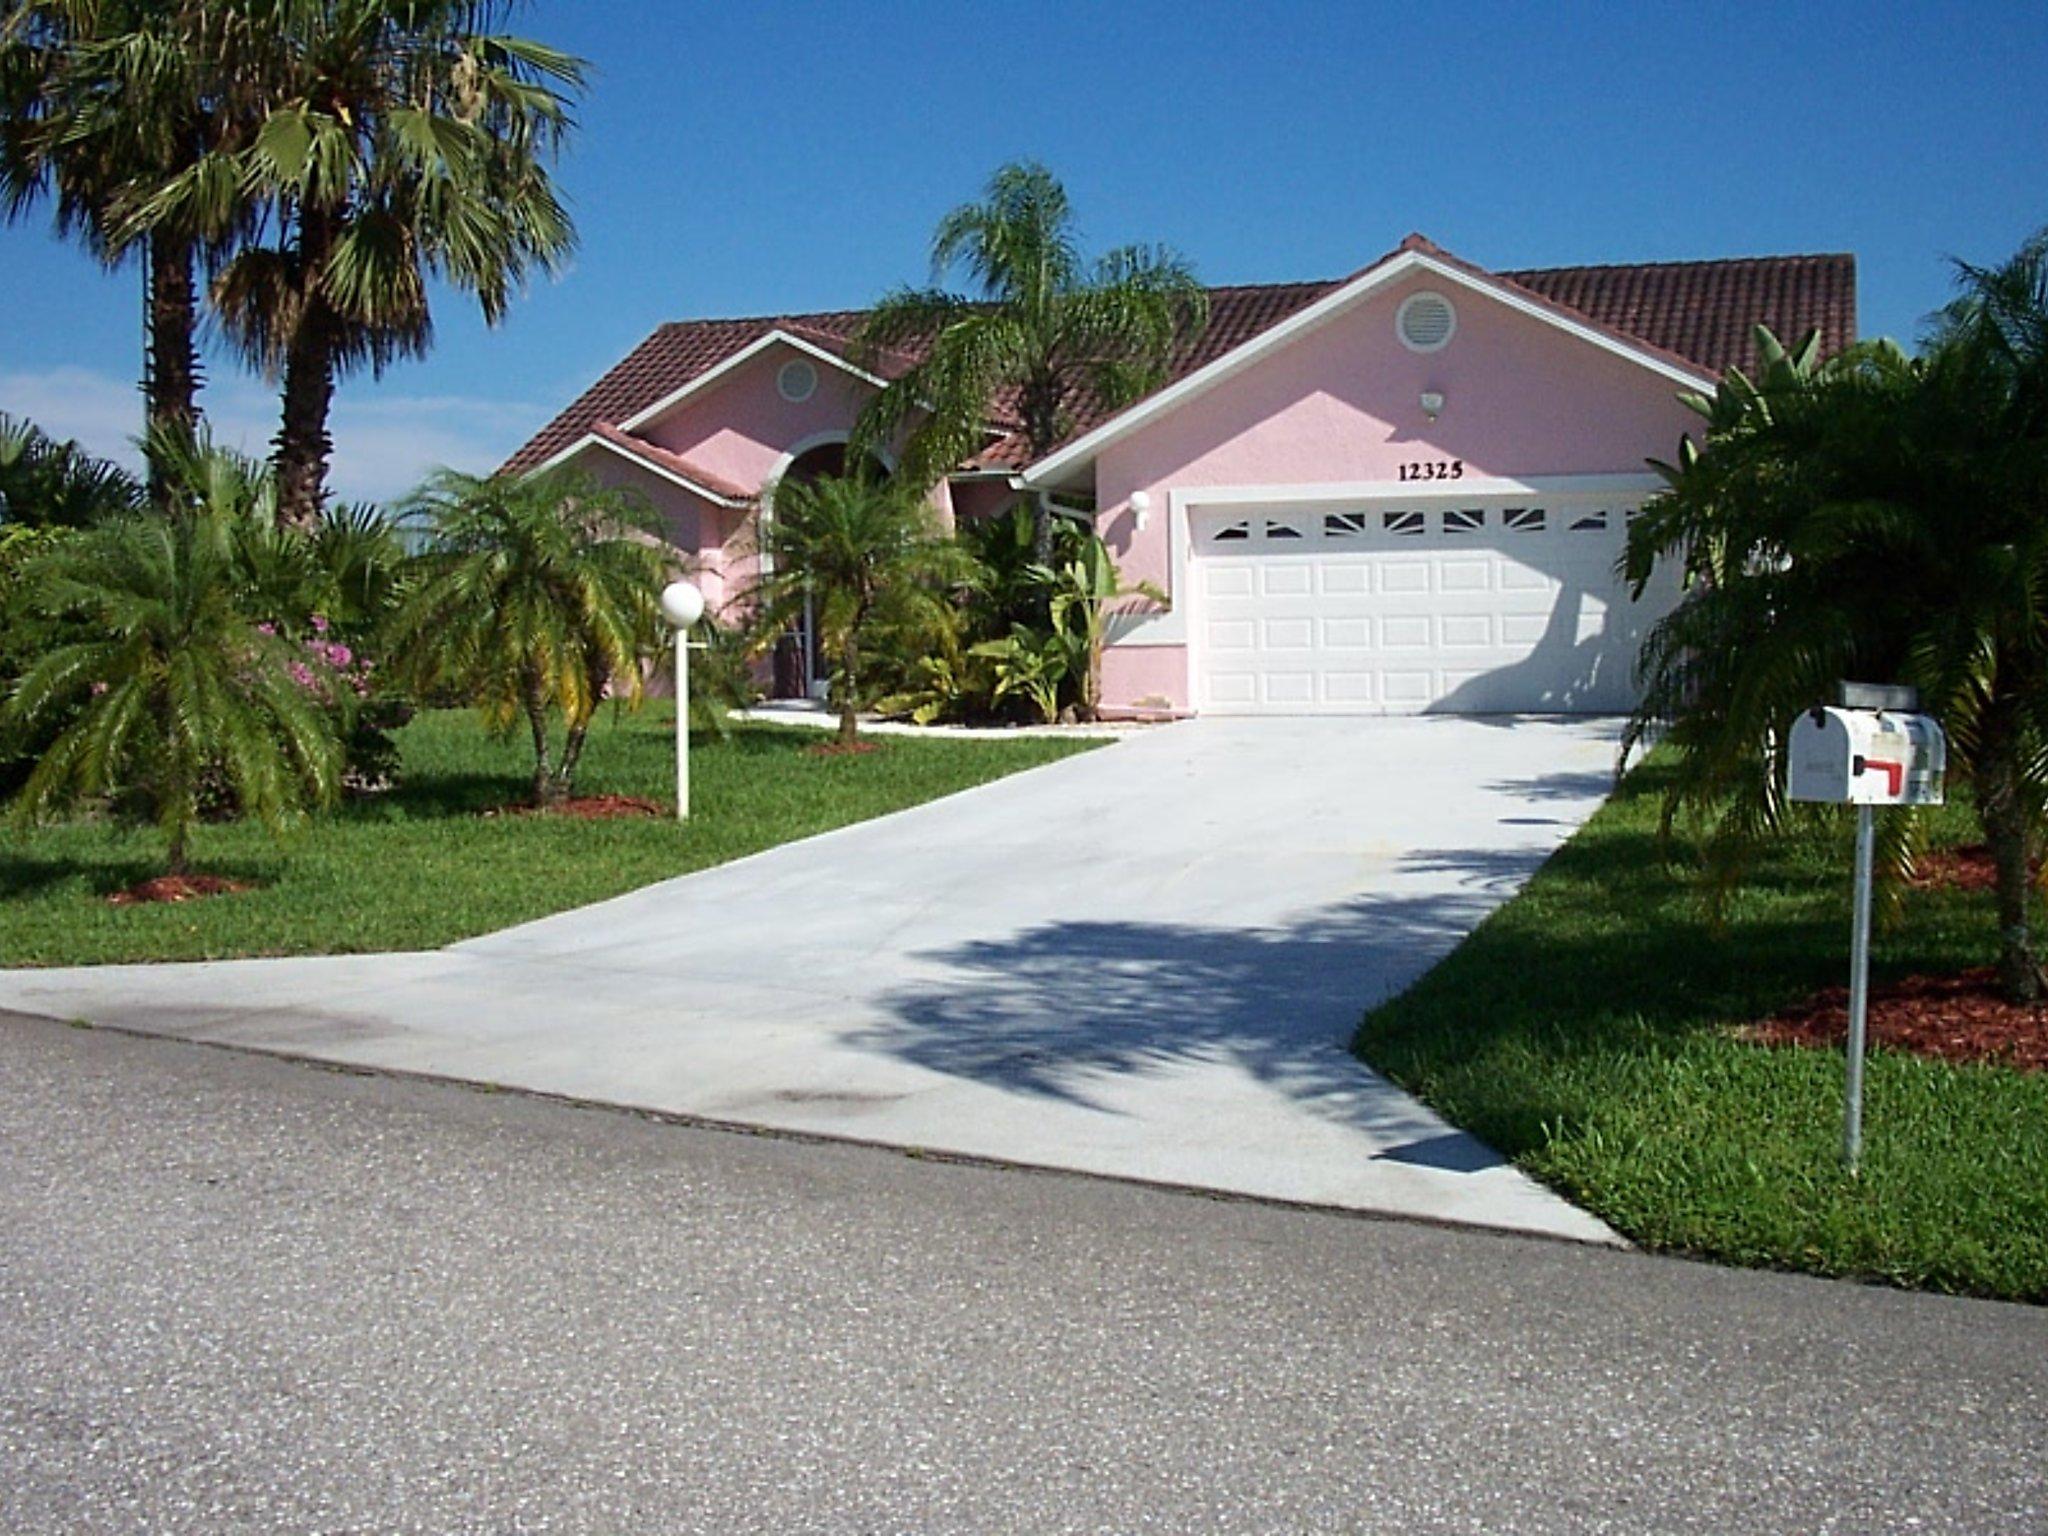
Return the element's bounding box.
[1506,251,1855,277]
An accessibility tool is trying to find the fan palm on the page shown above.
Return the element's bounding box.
[1,445,346,875]
[1624,231,2048,1001]
[750,473,975,745]
[0,411,142,527]
[848,161,1207,557]
[0,1,261,500]
[129,0,582,528]
[390,468,668,806]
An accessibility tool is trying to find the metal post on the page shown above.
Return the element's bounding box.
[1844,802,1876,1171]
[674,628,690,822]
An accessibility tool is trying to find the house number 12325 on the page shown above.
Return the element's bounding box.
[1398,459,1464,482]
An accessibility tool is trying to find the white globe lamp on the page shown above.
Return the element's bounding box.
[660,579,706,630]
[660,580,705,820]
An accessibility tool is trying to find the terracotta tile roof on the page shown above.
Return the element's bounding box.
[586,422,754,504]
[503,243,1855,478]
[1506,251,1857,382]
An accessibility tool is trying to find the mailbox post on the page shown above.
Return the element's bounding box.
[1786,684,1947,1172]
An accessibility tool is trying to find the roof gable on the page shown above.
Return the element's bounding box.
[1023,236,1724,488]
[503,242,1855,479]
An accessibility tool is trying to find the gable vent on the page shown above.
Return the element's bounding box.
[1396,291,1457,353]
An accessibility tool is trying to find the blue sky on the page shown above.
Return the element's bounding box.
[1,0,2042,502]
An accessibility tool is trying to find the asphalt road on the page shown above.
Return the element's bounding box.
[2,1015,2042,1535]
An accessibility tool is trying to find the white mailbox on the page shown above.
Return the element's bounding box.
[1787,707,1946,806]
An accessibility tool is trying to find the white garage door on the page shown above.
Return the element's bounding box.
[1192,495,1672,715]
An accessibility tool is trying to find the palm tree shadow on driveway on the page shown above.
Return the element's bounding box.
[853,885,1515,1172]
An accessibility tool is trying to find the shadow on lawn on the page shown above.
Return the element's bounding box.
[856,887,1515,1159]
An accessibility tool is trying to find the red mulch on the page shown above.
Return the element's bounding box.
[804,740,883,758]
[107,874,255,906]
[1747,967,2048,1073]
[1911,844,2001,892]
[483,795,667,820]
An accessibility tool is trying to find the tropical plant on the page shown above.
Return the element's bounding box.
[390,467,668,805]
[848,161,1208,557]
[0,411,142,527]
[0,450,346,874]
[1031,531,1162,720]
[1624,230,2048,1002]
[0,2,264,500]
[969,623,1068,725]
[749,472,975,745]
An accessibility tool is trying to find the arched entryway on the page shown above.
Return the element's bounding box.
[770,437,891,699]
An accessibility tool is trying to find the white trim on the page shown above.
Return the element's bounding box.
[1395,289,1457,353]
[1105,472,1667,666]
[1159,472,1669,711]
[764,428,899,488]
[776,357,818,402]
[1022,250,1716,489]
[618,329,888,436]
[757,430,902,583]
[530,431,750,507]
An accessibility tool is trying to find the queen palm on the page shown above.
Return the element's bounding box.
[1,442,345,875]
[1624,230,2048,1002]
[391,468,667,807]
[135,0,582,527]
[849,161,1208,557]
[750,473,975,746]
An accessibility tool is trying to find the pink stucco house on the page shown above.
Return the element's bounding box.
[503,235,1854,717]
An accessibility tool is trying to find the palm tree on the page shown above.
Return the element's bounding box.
[1,444,345,875]
[0,411,142,527]
[0,2,259,501]
[1624,231,2048,1002]
[750,473,974,745]
[849,161,1208,557]
[391,468,667,806]
[165,0,583,528]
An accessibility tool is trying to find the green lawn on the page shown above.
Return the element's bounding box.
[0,708,1096,966]
[1355,756,2048,1302]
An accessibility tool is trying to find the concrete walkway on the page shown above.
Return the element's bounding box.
[0,716,1627,1244]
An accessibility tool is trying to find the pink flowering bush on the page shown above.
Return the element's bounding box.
[253,616,403,791]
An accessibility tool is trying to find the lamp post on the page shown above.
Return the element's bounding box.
[659,580,705,820]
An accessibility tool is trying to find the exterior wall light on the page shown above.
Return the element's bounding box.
[1420,390,1446,421]
[1128,491,1152,531]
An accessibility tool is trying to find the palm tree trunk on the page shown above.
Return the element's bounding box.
[524,677,555,806]
[1976,720,2041,1003]
[556,716,591,800]
[274,208,338,532]
[145,229,202,510]
[274,311,336,532]
[1021,377,1063,562]
[837,628,860,745]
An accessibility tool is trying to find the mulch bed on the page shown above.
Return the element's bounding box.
[1747,967,2048,1073]
[482,795,667,821]
[1912,843,2003,892]
[107,874,256,906]
[804,740,884,759]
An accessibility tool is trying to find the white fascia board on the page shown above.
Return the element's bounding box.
[530,432,749,507]
[617,330,890,436]
[1022,251,1716,490]
[1178,471,1665,507]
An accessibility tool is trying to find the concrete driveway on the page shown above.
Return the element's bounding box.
[0,716,1626,1243]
